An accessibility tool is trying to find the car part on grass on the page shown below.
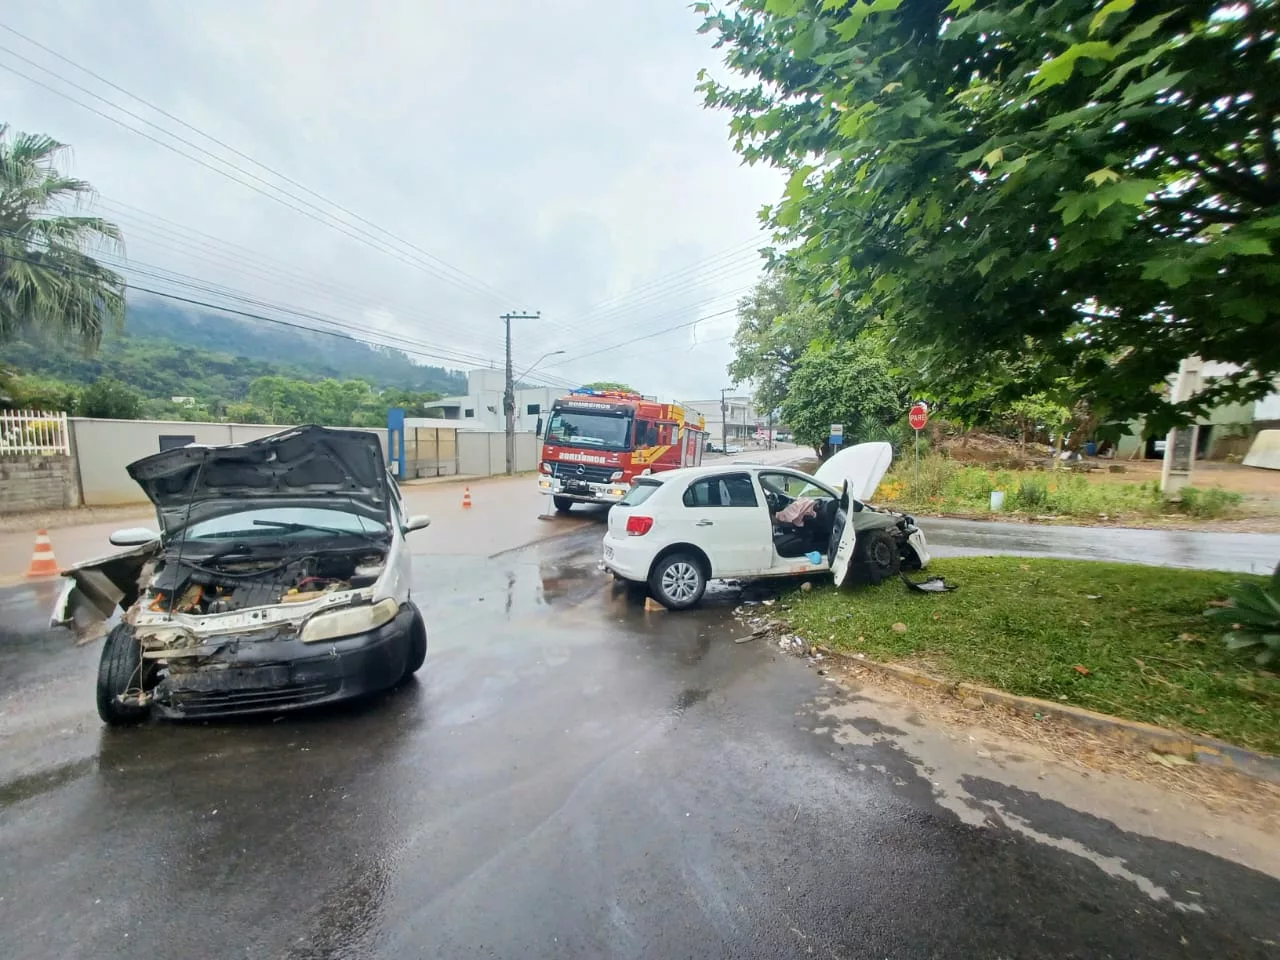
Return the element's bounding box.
[901,573,957,593]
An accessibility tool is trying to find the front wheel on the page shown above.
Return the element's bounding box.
[553,496,574,513]
[402,603,427,677]
[854,529,901,586]
[96,624,150,726]
[648,553,707,610]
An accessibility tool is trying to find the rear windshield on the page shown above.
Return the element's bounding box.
[619,479,661,507]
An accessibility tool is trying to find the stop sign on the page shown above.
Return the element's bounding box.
[909,403,929,431]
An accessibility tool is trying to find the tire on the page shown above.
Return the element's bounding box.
[553,496,574,513]
[648,553,707,610]
[96,624,150,726]
[402,603,427,677]
[855,529,901,586]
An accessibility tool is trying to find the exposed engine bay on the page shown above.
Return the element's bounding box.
[145,550,387,616]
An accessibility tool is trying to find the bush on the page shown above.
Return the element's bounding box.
[1206,562,1280,666]
[897,453,956,501]
[1176,486,1244,519]
[1009,476,1049,511]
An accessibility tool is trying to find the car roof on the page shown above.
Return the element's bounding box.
[640,463,815,485]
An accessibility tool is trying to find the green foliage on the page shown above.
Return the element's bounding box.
[779,339,903,455]
[881,455,1242,520]
[1206,563,1280,667]
[698,1,1280,437]
[0,125,125,351]
[0,296,464,423]
[78,377,142,419]
[581,381,638,394]
[1176,485,1244,519]
[727,274,826,413]
[786,557,1279,752]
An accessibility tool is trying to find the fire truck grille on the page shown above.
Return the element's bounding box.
[551,462,615,485]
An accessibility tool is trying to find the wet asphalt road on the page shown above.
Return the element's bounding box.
[2,525,1279,959]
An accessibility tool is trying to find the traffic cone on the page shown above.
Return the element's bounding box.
[461,486,473,509]
[25,529,60,578]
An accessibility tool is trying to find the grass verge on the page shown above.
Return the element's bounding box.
[877,455,1246,522]
[783,557,1279,754]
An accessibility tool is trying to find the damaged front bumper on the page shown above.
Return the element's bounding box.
[145,605,416,719]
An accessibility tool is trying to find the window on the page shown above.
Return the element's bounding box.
[464,408,475,418]
[620,478,662,507]
[635,419,658,447]
[526,403,541,416]
[180,507,387,541]
[544,410,633,450]
[682,473,758,508]
[759,471,833,501]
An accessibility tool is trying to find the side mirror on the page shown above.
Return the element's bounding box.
[109,527,160,547]
[403,514,431,533]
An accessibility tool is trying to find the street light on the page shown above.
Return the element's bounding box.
[515,349,566,382]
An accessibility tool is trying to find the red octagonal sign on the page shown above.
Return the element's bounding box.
[909,403,929,431]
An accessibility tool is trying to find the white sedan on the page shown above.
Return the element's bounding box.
[602,443,930,609]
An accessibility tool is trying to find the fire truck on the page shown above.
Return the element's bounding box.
[538,388,707,510]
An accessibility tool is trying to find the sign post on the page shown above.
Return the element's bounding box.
[829,423,844,453]
[908,402,929,488]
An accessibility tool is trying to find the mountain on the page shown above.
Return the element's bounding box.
[1,296,469,401]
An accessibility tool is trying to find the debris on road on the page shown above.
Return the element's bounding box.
[901,573,957,593]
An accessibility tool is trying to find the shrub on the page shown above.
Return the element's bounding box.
[1176,486,1244,519]
[1009,476,1049,512]
[1206,563,1280,666]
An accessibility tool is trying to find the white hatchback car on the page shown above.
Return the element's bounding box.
[602,443,929,610]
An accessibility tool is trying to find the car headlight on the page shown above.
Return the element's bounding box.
[300,598,399,643]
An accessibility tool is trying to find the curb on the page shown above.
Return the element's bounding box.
[828,652,1280,785]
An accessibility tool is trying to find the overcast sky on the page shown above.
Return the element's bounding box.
[1,0,782,401]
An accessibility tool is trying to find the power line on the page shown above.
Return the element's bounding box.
[0,54,515,307]
[546,305,740,367]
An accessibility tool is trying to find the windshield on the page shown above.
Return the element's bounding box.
[545,410,633,450]
[179,507,388,541]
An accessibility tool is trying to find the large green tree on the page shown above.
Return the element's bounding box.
[0,125,125,349]
[698,0,1280,435]
[780,340,904,457]
[728,274,826,414]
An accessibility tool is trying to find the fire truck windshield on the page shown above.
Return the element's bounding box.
[545,409,633,451]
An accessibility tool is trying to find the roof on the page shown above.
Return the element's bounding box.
[639,462,810,485]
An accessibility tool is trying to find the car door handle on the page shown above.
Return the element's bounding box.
[695,519,714,527]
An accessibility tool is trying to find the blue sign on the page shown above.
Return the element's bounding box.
[829,434,844,446]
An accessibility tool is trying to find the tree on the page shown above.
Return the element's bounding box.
[0,126,125,350]
[79,377,141,419]
[727,274,826,414]
[779,340,904,458]
[581,381,638,394]
[698,0,1280,436]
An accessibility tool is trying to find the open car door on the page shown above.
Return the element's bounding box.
[826,483,859,589]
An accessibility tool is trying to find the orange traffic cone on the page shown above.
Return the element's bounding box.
[461,486,473,509]
[25,529,59,578]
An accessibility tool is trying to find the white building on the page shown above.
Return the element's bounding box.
[433,368,562,434]
[685,395,765,445]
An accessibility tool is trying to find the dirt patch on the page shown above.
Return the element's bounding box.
[825,656,1280,832]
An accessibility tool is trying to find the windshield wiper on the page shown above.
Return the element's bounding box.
[251,519,384,542]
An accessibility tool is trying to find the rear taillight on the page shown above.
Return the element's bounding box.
[626,515,654,536]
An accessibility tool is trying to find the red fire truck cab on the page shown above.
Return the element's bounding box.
[538,389,708,510]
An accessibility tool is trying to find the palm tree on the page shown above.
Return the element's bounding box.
[0,124,125,350]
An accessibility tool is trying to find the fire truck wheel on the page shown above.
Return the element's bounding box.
[553,496,574,513]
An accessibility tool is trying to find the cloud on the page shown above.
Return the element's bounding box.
[1,0,782,397]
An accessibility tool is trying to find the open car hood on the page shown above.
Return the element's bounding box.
[813,441,893,501]
[126,425,390,534]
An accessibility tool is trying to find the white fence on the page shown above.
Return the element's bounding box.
[0,410,70,455]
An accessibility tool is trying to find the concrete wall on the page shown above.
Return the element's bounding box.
[0,455,81,513]
[457,431,538,476]
[70,419,389,507]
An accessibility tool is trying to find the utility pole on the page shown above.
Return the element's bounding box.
[720,388,730,452]
[501,310,540,475]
